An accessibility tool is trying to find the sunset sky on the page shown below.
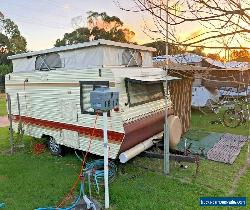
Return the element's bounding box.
[0,0,153,50]
[0,0,249,53]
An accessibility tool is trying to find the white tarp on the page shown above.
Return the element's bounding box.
[192,86,220,107]
[11,45,154,72]
[12,57,36,72]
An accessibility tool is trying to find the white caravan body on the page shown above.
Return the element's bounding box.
[6,39,176,159]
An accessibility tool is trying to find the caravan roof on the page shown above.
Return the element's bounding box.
[8,39,156,60]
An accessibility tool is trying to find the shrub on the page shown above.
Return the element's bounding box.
[0,64,12,75]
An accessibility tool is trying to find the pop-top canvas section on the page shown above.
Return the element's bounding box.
[8,39,156,72]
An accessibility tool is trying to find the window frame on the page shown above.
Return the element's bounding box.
[35,53,62,71]
[124,78,165,107]
[79,81,110,115]
[122,49,142,67]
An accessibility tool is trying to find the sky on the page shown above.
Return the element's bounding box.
[1,0,248,54]
[0,0,159,51]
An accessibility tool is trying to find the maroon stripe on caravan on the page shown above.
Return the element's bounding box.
[13,115,124,143]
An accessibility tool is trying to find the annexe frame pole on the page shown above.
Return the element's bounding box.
[6,93,14,155]
[163,0,170,175]
[103,111,110,208]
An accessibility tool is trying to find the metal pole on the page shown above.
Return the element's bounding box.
[103,111,109,208]
[163,0,170,175]
[16,93,24,147]
[7,93,14,155]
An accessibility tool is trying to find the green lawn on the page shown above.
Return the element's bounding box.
[191,108,249,136]
[0,110,249,210]
[0,93,7,116]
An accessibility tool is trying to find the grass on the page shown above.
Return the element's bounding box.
[0,132,248,210]
[0,109,249,209]
[236,166,250,198]
[0,131,80,210]
[191,108,249,136]
[0,93,7,116]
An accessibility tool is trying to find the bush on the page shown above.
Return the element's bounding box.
[0,64,12,76]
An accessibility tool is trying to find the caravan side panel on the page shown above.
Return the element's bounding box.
[5,68,125,159]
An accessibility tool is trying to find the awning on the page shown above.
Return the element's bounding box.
[125,75,180,83]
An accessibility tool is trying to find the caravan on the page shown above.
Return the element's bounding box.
[5,39,181,160]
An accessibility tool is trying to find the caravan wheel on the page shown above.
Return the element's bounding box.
[48,136,63,156]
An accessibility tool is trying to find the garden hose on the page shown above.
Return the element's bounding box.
[75,151,117,194]
[0,203,5,208]
[85,159,117,193]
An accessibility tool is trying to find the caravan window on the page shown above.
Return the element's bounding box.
[79,81,109,115]
[125,78,164,107]
[122,49,142,67]
[35,53,62,71]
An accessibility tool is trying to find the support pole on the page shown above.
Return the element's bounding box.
[103,111,109,209]
[6,93,14,155]
[16,93,24,147]
[163,0,170,175]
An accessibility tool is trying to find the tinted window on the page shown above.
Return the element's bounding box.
[35,53,62,70]
[122,49,142,67]
[125,78,164,107]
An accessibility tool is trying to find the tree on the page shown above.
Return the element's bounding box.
[188,47,206,57]
[0,64,11,75]
[0,14,27,74]
[1,18,27,53]
[0,33,10,54]
[144,40,184,56]
[117,0,250,48]
[55,28,90,46]
[230,49,250,62]
[206,53,224,61]
[55,11,135,47]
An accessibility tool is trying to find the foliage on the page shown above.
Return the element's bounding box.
[0,33,10,53]
[0,93,7,116]
[230,49,250,62]
[0,15,26,75]
[207,53,224,62]
[0,53,11,66]
[0,18,27,54]
[144,40,185,56]
[188,47,206,57]
[55,27,90,46]
[129,0,250,48]
[0,65,11,76]
[55,11,135,47]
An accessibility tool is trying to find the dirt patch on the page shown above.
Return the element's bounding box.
[229,146,250,195]
[0,116,9,127]
[0,175,8,181]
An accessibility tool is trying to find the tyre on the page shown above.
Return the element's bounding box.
[223,109,242,128]
[48,136,63,156]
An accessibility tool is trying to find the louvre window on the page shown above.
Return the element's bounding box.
[79,81,109,115]
[125,78,164,107]
[122,49,142,67]
[35,53,62,71]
